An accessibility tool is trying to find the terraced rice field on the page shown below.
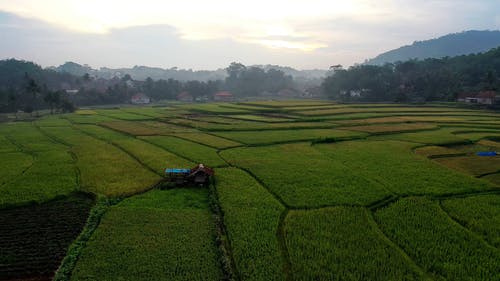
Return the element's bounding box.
[0,101,499,281]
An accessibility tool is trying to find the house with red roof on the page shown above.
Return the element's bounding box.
[457,91,497,105]
[130,93,150,104]
[213,91,233,101]
[177,91,193,102]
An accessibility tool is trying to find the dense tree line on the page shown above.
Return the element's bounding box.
[322,47,500,102]
[0,60,297,112]
[225,62,294,96]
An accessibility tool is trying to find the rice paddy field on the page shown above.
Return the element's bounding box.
[0,101,499,281]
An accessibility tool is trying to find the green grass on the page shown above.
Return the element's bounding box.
[221,143,390,208]
[284,207,426,281]
[140,136,227,167]
[334,116,413,125]
[41,126,160,196]
[65,113,117,124]
[453,131,500,141]
[240,100,334,108]
[35,115,72,126]
[396,116,476,122]
[213,129,366,145]
[371,128,469,145]
[414,146,463,158]
[172,132,241,149]
[0,135,19,153]
[119,107,176,118]
[71,188,222,281]
[434,156,500,176]
[0,152,33,187]
[482,173,500,185]
[101,120,193,135]
[415,140,499,158]
[0,150,77,207]
[442,194,500,248]
[165,117,332,131]
[1,122,67,151]
[295,107,479,116]
[3,102,500,280]
[216,168,285,281]
[0,123,77,206]
[95,109,154,120]
[315,140,493,196]
[374,197,500,281]
[227,114,293,122]
[76,125,193,173]
[177,103,251,114]
[187,115,247,125]
[220,104,282,112]
[342,123,437,134]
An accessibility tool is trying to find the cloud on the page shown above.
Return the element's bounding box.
[0,0,499,68]
[0,11,338,69]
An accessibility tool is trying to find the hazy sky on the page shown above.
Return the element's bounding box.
[0,0,499,69]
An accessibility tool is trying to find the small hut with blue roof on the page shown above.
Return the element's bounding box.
[165,164,214,186]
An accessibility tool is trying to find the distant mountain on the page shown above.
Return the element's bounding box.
[52,62,228,82]
[365,30,500,65]
[52,62,328,82]
[253,64,328,80]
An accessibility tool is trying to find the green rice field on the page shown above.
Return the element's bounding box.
[0,101,499,281]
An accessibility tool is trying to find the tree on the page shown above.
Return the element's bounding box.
[7,90,18,120]
[44,90,61,114]
[25,75,41,116]
[83,73,91,82]
[60,99,75,113]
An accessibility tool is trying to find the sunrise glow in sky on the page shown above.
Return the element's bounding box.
[0,0,499,69]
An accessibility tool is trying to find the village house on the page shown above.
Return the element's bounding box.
[213,91,233,102]
[65,89,79,95]
[130,93,151,104]
[457,91,497,105]
[177,91,193,102]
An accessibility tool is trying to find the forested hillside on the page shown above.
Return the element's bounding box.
[366,30,500,65]
[323,47,500,102]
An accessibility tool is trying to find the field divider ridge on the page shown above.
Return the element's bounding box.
[437,199,500,250]
[277,209,293,281]
[74,124,163,177]
[0,135,36,189]
[365,208,433,280]
[209,178,240,281]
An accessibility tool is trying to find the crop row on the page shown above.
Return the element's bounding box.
[76,124,193,173]
[221,143,390,207]
[441,194,500,248]
[94,109,154,120]
[0,193,93,280]
[140,135,227,167]
[65,113,117,124]
[171,132,241,149]
[284,207,426,280]
[41,126,160,196]
[100,120,193,135]
[374,197,500,280]
[341,123,437,134]
[71,189,222,281]
[295,106,480,116]
[314,140,493,196]
[0,123,77,206]
[414,140,500,184]
[216,168,285,281]
[213,128,366,145]
[164,116,334,131]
